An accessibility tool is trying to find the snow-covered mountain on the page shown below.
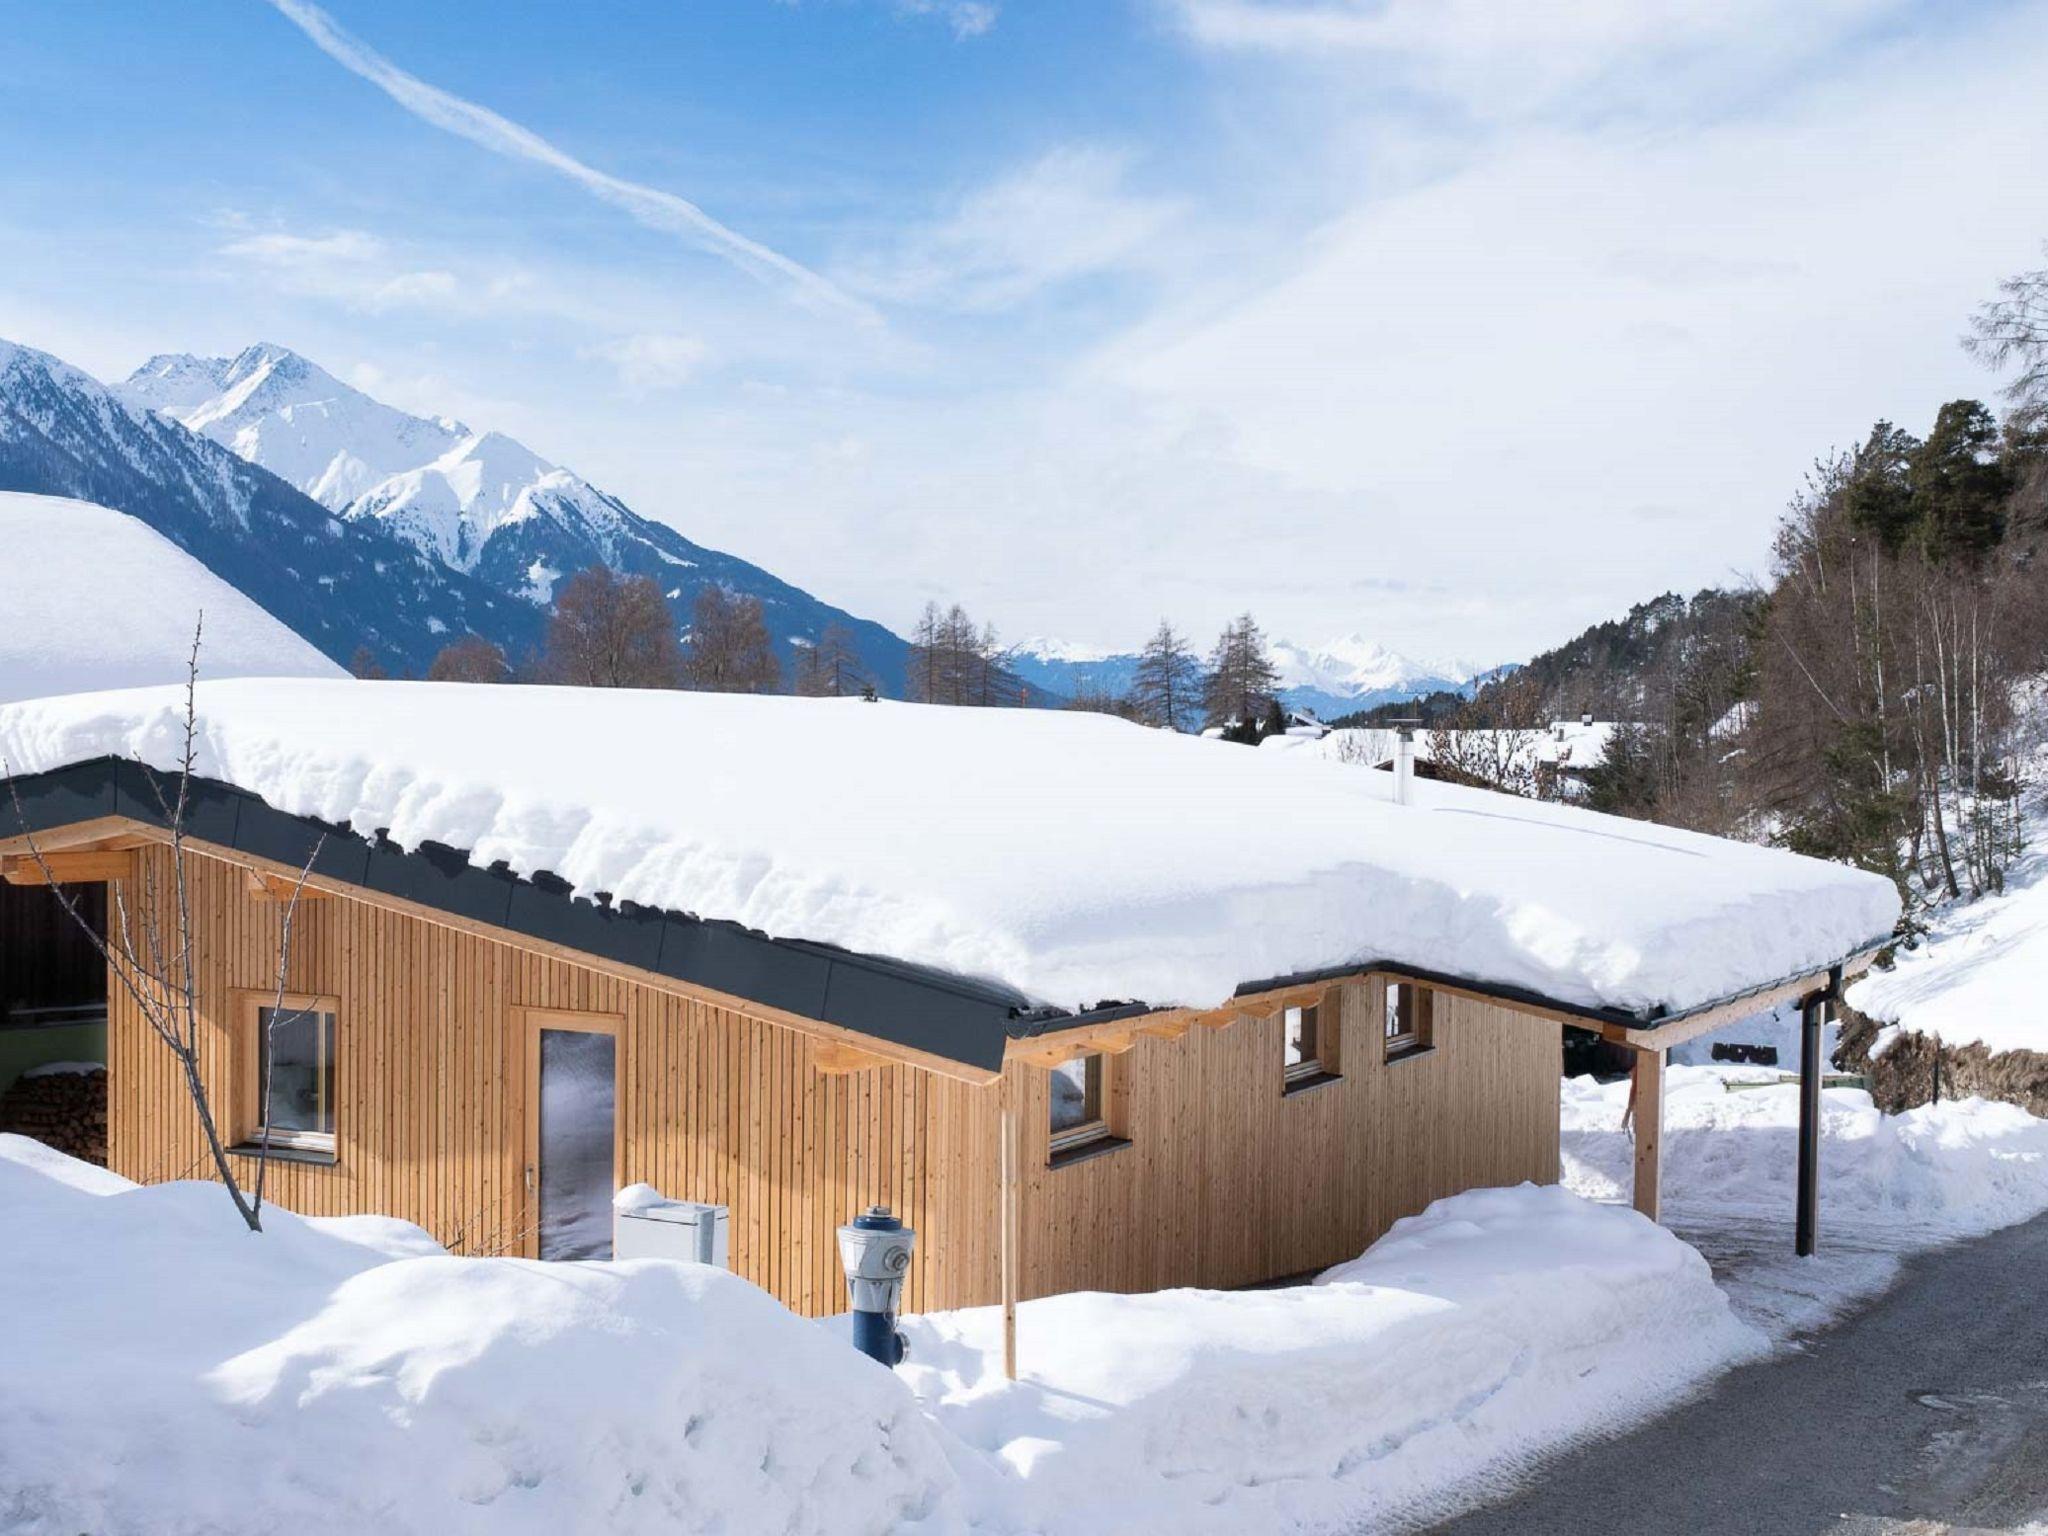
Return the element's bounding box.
[0,338,530,673]
[120,345,910,688]
[1012,633,1482,719]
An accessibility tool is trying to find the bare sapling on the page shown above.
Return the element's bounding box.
[4,618,322,1231]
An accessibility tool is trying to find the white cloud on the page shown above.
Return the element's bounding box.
[260,0,876,325]
[216,228,465,313]
[896,0,999,39]
[846,145,1180,312]
[1167,0,1915,120]
[586,332,710,393]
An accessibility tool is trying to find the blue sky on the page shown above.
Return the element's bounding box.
[4,0,2047,664]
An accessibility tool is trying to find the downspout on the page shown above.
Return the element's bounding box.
[1795,963,1843,1258]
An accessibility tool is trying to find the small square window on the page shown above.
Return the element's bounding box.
[1385,982,1433,1060]
[1049,1054,1110,1155]
[1282,1003,1324,1084]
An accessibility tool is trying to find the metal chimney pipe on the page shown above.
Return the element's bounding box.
[1391,718,1419,806]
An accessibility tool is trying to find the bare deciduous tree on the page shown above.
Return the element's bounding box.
[681,586,781,694]
[541,565,686,689]
[426,634,512,684]
[6,622,321,1231]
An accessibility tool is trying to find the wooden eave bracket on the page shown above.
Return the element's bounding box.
[244,869,331,904]
[1,849,136,886]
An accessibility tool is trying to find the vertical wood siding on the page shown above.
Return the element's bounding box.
[107,846,1559,1316]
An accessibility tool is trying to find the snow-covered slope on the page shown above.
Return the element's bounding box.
[0,680,1898,1015]
[0,493,345,703]
[121,345,911,687]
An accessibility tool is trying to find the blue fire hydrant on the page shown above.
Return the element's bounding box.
[837,1205,915,1366]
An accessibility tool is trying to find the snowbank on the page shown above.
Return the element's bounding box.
[1562,1067,2048,1334]
[0,492,345,704]
[895,1184,1763,1534]
[4,1138,1768,1536]
[0,679,1897,1016]
[1847,839,2048,1060]
[0,1135,976,1536]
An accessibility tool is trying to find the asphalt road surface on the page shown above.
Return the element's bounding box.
[1426,1210,2048,1536]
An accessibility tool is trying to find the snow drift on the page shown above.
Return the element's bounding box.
[0,493,345,704]
[0,1138,1762,1536]
[895,1183,1763,1534]
[0,1136,975,1536]
[0,678,1897,1016]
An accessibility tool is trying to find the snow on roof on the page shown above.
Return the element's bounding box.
[0,680,1898,1017]
[0,493,346,705]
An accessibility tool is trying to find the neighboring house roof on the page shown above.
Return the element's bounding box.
[0,682,1899,1053]
[0,493,345,705]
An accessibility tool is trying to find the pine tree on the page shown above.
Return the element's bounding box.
[1201,613,1281,730]
[1131,619,1202,732]
[1910,400,2014,565]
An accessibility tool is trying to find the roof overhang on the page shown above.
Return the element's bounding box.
[0,757,1891,1081]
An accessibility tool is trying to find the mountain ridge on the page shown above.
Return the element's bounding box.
[118,343,913,691]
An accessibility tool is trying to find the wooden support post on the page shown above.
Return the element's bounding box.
[1630,1047,1664,1223]
[1796,982,1828,1257]
[999,1071,1021,1381]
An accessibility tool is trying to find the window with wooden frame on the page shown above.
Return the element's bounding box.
[1282,1000,1338,1090]
[1384,980,1434,1061]
[1048,1052,1114,1160]
[235,991,340,1156]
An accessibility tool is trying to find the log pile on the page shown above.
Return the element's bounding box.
[0,1065,108,1165]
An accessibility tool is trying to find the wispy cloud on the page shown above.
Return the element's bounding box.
[895,0,1000,39]
[217,227,467,312]
[845,145,1179,312]
[261,0,878,325]
[1167,0,1913,119]
[585,332,710,393]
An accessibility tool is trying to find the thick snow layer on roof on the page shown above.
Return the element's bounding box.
[0,493,345,704]
[0,679,1898,1015]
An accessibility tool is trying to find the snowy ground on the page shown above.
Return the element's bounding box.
[10,1068,2048,1534]
[1562,1063,2048,1341]
[4,1135,1758,1536]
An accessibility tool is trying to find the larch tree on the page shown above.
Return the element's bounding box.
[542,565,687,689]
[1201,613,1281,731]
[908,601,1023,706]
[1131,619,1202,732]
[1966,243,2048,406]
[794,622,867,698]
[426,635,512,684]
[682,586,782,694]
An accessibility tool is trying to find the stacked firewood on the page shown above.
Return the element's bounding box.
[0,1065,108,1166]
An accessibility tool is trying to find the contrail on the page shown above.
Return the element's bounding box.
[263,0,877,325]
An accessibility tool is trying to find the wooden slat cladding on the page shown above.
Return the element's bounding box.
[107,844,1560,1317]
[1010,978,1561,1297]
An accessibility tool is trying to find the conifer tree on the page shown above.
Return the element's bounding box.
[1131,619,1202,732]
[794,623,867,697]
[1910,400,2014,565]
[1201,613,1281,730]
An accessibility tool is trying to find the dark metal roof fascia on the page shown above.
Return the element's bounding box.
[1,758,1018,1074]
